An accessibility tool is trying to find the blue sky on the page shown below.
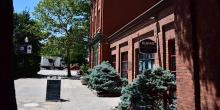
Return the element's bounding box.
[13,0,39,15]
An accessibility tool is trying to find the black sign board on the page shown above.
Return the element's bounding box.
[16,44,27,54]
[17,44,32,54]
[139,39,157,53]
[46,80,61,101]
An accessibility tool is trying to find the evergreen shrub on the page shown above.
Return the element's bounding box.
[118,68,176,110]
[80,64,90,85]
[80,64,90,75]
[88,61,127,96]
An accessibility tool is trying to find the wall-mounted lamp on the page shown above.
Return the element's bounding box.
[149,16,155,20]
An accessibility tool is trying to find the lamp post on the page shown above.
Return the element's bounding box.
[25,37,32,54]
[23,37,28,71]
[23,37,32,70]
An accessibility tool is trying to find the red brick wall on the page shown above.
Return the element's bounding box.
[175,28,195,110]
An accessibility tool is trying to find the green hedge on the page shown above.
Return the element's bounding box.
[119,68,176,110]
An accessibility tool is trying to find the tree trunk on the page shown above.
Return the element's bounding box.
[67,47,71,77]
[0,0,18,109]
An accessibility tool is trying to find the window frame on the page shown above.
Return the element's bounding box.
[121,52,128,79]
[111,55,116,69]
[168,39,176,74]
[92,43,99,67]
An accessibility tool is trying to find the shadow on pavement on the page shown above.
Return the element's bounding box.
[60,99,70,102]
[46,99,70,102]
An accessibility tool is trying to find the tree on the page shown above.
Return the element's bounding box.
[0,0,17,109]
[34,0,90,77]
[40,29,89,66]
[13,11,46,78]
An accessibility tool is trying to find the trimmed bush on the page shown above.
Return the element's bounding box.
[119,68,176,110]
[88,61,127,96]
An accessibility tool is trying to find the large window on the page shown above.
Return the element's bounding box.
[121,52,128,78]
[111,55,116,69]
[168,39,176,74]
[168,39,176,97]
[137,51,155,74]
[135,49,139,78]
[92,43,99,67]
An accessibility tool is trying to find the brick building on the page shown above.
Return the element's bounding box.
[89,0,157,68]
[89,0,220,109]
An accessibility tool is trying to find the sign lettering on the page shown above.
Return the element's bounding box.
[139,39,157,53]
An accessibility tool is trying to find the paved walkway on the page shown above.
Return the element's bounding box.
[15,70,120,110]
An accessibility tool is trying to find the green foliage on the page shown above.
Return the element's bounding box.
[80,64,91,85]
[119,68,176,110]
[80,64,90,75]
[70,43,88,66]
[40,37,65,57]
[34,0,90,35]
[80,64,90,85]
[88,61,128,95]
[13,11,45,78]
[34,0,90,71]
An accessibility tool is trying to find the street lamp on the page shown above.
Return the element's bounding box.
[25,37,32,54]
[25,37,29,43]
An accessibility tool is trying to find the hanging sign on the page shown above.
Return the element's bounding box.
[139,39,157,53]
[27,45,32,54]
[17,44,32,54]
[18,44,27,54]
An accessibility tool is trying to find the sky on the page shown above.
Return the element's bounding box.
[13,0,39,16]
